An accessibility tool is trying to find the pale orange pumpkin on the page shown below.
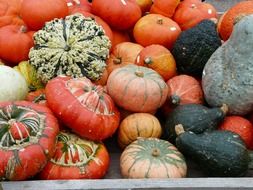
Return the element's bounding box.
[118,113,162,149]
[106,42,144,75]
[135,44,177,81]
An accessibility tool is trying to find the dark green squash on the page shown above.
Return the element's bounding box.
[172,19,221,76]
[175,125,250,177]
[164,104,227,142]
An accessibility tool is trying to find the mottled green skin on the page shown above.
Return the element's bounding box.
[176,130,250,177]
[202,15,253,115]
[164,104,225,143]
[29,14,111,83]
[172,20,221,76]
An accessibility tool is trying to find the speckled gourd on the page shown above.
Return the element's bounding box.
[202,15,253,115]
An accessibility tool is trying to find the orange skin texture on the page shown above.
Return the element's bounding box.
[173,0,217,30]
[66,0,91,14]
[20,0,69,30]
[219,116,253,149]
[133,14,181,49]
[135,0,153,14]
[0,25,34,66]
[150,0,180,18]
[92,0,142,30]
[107,42,144,75]
[217,1,253,41]
[111,29,130,49]
[135,44,177,81]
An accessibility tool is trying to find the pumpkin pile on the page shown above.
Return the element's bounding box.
[0,0,253,181]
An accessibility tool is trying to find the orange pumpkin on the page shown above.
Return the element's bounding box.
[111,29,130,49]
[0,0,25,27]
[94,68,109,86]
[135,0,153,14]
[107,64,168,113]
[107,42,143,75]
[133,14,181,49]
[150,0,180,18]
[66,0,91,14]
[118,113,162,149]
[219,116,253,149]
[173,0,217,30]
[26,89,47,107]
[217,1,253,41]
[135,44,177,81]
[92,0,142,30]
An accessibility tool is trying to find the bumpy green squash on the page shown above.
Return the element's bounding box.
[29,13,111,83]
[202,15,253,115]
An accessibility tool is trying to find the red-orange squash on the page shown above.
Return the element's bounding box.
[118,113,162,149]
[120,138,187,178]
[66,0,91,14]
[173,0,217,30]
[150,0,180,18]
[92,0,142,30]
[135,44,177,81]
[0,25,34,66]
[107,42,143,75]
[133,14,181,49]
[107,64,169,113]
[111,29,130,49]
[20,0,69,30]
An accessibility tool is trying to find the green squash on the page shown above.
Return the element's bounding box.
[29,13,111,83]
[202,15,253,115]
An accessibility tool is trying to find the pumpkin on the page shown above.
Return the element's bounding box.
[0,65,28,101]
[66,0,91,14]
[107,64,168,113]
[93,68,108,86]
[0,101,59,180]
[166,75,204,106]
[150,0,180,18]
[135,0,152,14]
[45,76,120,141]
[118,113,162,149]
[26,89,47,106]
[20,0,69,30]
[173,0,217,30]
[92,0,142,30]
[14,61,44,91]
[135,44,177,81]
[202,15,253,115]
[172,19,221,76]
[29,14,111,83]
[0,0,25,27]
[111,29,130,49]
[107,42,144,75]
[39,131,110,179]
[219,116,253,150]
[120,137,187,178]
[217,1,253,41]
[0,25,34,66]
[133,14,181,49]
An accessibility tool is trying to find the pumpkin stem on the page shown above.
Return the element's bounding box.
[113,58,122,64]
[171,95,181,105]
[144,57,153,65]
[152,148,160,157]
[157,18,163,25]
[135,70,144,77]
[190,4,197,9]
[175,124,185,136]
[20,25,27,33]
[220,104,229,115]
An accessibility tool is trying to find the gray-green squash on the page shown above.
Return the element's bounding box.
[202,15,253,115]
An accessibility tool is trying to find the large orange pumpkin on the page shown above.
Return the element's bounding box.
[0,0,25,27]
[20,0,69,30]
[107,64,168,113]
[0,25,34,66]
[217,1,253,41]
[173,0,217,30]
[150,0,180,18]
[66,0,91,14]
[107,42,143,75]
[92,0,142,30]
[111,29,130,49]
[135,44,177,81]
[133,14,181,49]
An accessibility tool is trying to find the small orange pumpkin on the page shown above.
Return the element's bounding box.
[150,0,180,18]
[111,29,130,49]
[135,44,177,81]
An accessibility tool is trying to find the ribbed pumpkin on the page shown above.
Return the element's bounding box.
[107,65,168,113]
[120,137,187,178]
[135,44,177,81]
[118,113,162,149]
